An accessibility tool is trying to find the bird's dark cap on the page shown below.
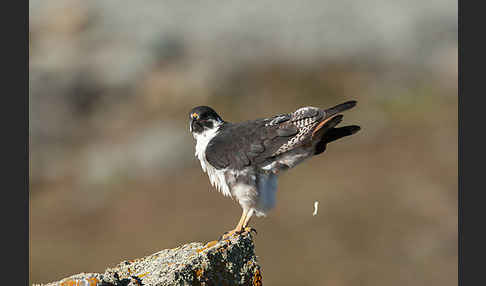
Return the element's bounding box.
[188,106,222,121]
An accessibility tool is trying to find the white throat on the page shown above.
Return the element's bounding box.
[192,122,232,197]
[193,124,221,172]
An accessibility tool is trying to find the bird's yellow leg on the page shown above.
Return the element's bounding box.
[220,209,248,240]
[242,209,257,234]
[234,209,247,232]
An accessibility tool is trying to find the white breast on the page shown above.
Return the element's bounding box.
[194,128,232,197]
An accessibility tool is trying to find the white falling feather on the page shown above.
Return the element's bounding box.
[313,201,319,216]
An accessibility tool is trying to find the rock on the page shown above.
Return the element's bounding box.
[34,232,263,286]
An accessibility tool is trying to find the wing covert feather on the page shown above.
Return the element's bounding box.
[203,102,357,170]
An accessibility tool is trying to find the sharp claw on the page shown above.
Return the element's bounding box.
[244,227,257,235]
[218,233,229,241]
[219,230,237,241]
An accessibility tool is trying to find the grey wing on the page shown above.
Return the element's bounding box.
[271,106,326,156]
[205,106,325,170]
[272,101,358,156]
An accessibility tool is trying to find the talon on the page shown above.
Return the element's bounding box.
[219,229,237,241]
[244,226,257,235]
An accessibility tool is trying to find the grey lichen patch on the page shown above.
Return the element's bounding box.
[35,232,262,286]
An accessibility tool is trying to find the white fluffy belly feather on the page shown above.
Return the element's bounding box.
[194,128,232,197]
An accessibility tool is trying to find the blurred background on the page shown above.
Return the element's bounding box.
[29,1,457,285]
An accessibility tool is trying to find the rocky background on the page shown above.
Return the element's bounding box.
[36,233,262,286]
[30,1,457,285]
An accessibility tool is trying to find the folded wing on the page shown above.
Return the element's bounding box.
[205,101,357,170]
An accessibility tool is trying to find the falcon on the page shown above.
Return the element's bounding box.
[189,101,360,239]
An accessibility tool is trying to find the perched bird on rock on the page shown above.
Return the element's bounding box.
[189,101,360,239]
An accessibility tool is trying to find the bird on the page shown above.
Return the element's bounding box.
[188,100,360,239]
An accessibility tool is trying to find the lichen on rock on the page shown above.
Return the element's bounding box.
[35,232,262,286]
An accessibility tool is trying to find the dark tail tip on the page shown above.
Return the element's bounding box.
[314,124,360,155]
[325,100,357,117]
[325,125,361,144]
[347,125,361,134]
[341,100,357,108]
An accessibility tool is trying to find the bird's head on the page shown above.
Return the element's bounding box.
[188,106,224,138]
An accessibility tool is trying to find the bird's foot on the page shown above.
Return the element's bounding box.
[218,226,257,241]
[218,229,238,241]
[243,226,258,235]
